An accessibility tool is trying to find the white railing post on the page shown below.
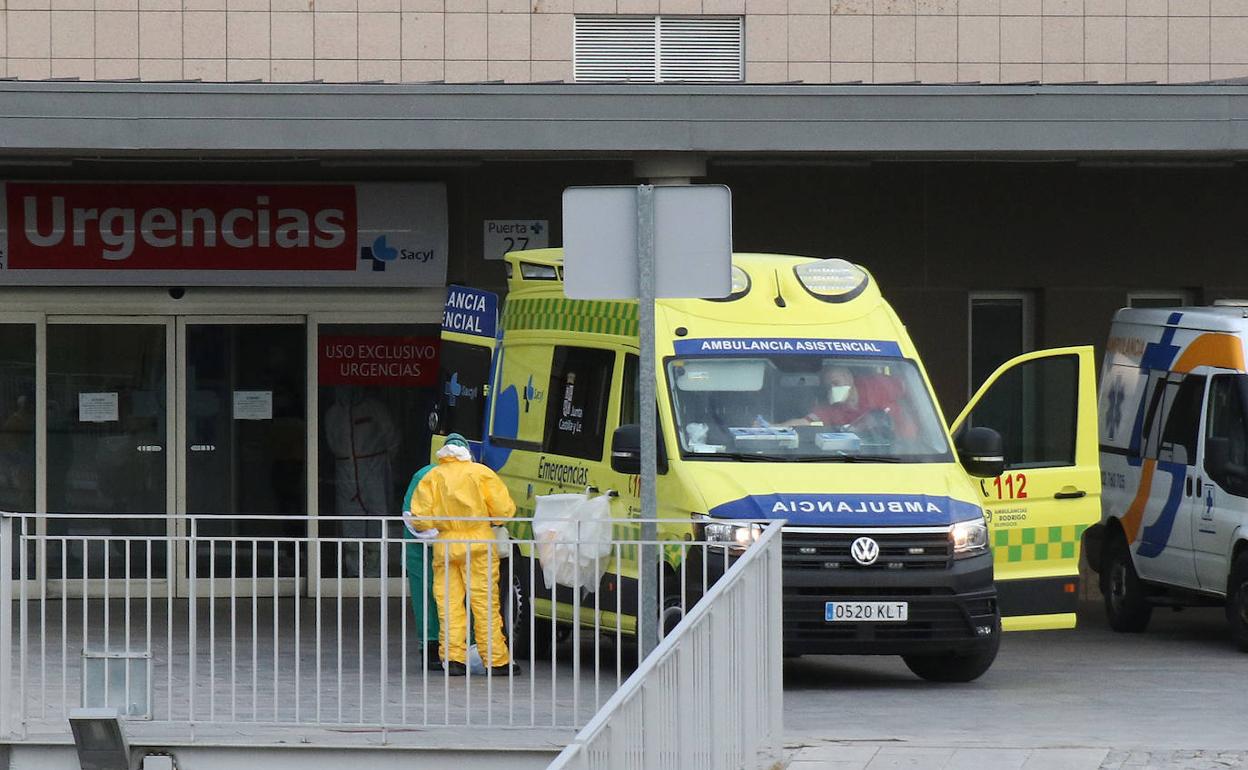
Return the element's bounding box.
[765,536,785,765]
[0,513,13,739]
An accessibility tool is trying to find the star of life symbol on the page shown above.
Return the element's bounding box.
[1105,376,1126,441]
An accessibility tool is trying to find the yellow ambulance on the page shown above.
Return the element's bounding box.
[432,250,1101,682]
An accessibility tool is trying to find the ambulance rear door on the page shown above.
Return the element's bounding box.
[952,346,1102,631]
[433,285,501,462]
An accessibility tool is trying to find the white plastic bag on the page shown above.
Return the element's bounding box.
[494,526,511,558]
[532,492,614,590]
[466,644,488,675]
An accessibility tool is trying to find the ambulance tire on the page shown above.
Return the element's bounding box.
[507,555,555,661]
[1226,553,1248,652]
[902,614,1000,683]
[660,595,685,639]
[1102,535,1152,633]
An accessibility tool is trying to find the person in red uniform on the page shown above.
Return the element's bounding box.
[780,365,915,439]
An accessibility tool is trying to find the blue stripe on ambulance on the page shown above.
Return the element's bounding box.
[1123,311,1187,559]
[709,493,982,527]
[1127,316,1182,468]
[672,338,903,357]
[1137,460,1188,559]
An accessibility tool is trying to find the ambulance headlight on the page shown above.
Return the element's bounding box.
[695,515,761,550]
[950,518,989,557]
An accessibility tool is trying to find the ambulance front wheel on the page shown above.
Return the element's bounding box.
[1225,552,1248,652]
[901,616,1000,683]
[1102,534,1152,633]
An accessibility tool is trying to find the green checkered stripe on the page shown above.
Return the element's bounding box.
[504,298,638,337]
[993,524,1089,564]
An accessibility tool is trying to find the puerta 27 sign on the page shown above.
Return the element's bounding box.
[0,182,448,287]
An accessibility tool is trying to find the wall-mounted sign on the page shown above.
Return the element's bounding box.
[483,220,548,260]
[442,285,498,339]
[319,335,440,387]
[0,182,448,287]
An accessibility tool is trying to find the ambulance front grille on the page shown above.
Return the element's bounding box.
[781,530,952,571]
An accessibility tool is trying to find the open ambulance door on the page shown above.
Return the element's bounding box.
[433,285,501,466]
[952,346,1102,632]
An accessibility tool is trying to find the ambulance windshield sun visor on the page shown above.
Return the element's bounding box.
[666,355,953,463]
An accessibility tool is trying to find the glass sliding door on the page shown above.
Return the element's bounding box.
[46,321,173,582]
[316,322,440,579]
[181,320,306,591]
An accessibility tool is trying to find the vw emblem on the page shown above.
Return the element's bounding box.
[850,536,880,566]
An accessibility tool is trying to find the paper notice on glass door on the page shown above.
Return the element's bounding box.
[78,392,119,423]
[233,391,273,421]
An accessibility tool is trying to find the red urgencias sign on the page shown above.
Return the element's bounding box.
[6,183,358,271]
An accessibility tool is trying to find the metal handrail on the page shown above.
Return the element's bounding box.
[547,520,785,770]
[0,510,773,745]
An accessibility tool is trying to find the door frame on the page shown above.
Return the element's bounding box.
[1191,367,1241,593]
[0,312,44,600]
[44,315,177,599]
[174,315,307,599]
[967,291,1035,399]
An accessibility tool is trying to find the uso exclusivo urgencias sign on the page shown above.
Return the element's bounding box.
[0,182,448,287]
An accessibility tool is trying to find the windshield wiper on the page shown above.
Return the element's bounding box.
[694,451,904,463]
[825,453,905,463]
[704,452,796,462]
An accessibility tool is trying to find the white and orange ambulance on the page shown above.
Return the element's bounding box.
[1085,302,1248,649]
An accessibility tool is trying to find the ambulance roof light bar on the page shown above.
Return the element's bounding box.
[793,258,869,303]
[519,261,559,280]
[706,265,751,302]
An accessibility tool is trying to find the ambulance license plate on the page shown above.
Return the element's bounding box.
[825,601,908,622]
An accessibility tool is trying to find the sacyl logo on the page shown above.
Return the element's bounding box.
[360,235,436,271]
[523,375,545,413]
[445,372,478,406]
[850,536,880,566]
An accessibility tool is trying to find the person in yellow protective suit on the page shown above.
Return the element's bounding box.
[410,433,520,677]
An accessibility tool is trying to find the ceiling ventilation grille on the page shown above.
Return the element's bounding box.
[574,16,744,83]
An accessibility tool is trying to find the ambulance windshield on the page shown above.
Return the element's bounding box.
[665,356,953,462]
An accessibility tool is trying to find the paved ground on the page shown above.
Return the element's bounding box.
[784,601,1248,769]
[6,597,611,741]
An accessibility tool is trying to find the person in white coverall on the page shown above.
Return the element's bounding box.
[324,386,399,576]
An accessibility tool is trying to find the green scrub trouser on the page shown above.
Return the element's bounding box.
[404,528,439,643]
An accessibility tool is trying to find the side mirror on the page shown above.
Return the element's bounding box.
[958,426,1006,479]
[610,425,641,475]
[610,424,668,476]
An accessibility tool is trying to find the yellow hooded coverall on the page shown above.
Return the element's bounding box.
[410,449,517,667]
